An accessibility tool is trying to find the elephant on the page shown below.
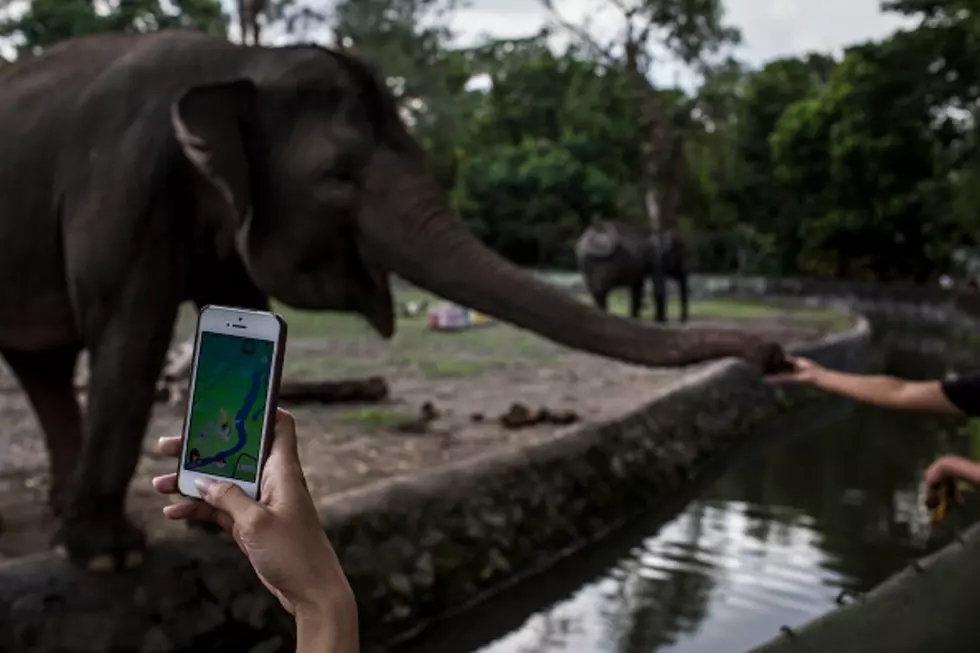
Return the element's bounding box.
[0,30,787,570]
[576,220,689,322]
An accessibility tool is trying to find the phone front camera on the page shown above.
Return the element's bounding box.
[238,317,243,321]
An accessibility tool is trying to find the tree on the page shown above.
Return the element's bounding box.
[720,53,836,274]
[454,43,646,267]
[540,0,742,233]
[330,0,469,191]
[770,37,967,281]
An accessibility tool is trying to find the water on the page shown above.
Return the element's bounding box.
[395,399,980,653]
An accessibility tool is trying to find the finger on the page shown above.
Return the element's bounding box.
[267,408,303,473]
[273,408,298,454]
[268,408,314,497]
[151,472,178,495]
[157,436,183,458]
[199,479,262,523]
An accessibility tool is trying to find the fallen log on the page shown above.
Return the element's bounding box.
[278,376,389,404]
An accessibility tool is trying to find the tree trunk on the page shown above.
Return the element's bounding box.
[624,44,692,235]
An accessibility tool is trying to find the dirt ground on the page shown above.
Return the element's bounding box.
[0,304,845,559]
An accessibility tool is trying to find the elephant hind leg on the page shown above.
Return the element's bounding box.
[1,344,83,516]
[629,282,644,318]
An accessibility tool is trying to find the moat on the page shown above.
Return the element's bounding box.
[394,357,980,653]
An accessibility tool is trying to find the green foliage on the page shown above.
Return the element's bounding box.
[0,0,227,54]
[770,33,974,281]
[3,0,980,281]
[453,43,648,266]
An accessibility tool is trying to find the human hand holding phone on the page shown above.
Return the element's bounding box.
[152,409,359,651]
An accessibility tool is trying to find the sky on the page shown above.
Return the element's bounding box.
[445,0,917,89]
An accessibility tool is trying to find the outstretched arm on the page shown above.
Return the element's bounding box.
[768,357,968,415]
[811,369,959,414]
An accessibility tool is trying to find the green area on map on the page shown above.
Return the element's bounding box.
[184,332,274,482]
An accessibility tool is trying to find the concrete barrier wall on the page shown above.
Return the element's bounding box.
[0,311,872,653]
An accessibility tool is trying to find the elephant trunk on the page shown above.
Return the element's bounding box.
[359,152,783,371]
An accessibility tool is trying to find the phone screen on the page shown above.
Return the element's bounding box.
[183,331,276,483]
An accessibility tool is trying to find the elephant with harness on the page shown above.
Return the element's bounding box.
[576,220,690,322]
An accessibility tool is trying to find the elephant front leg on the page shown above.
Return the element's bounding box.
[54,302,178,571]
[652,274,668,323]
[1,345,83,516]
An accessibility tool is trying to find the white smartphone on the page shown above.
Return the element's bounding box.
[176,304,287,500]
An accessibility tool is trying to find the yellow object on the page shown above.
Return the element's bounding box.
[931,479,961,524]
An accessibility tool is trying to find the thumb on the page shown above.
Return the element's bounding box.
[198,478,261,521]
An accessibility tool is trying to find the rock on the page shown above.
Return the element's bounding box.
[499,403,581,429]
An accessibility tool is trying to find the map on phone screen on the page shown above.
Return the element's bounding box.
[184,332,275,482]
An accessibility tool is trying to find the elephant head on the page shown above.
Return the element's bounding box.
[170,46,786,373]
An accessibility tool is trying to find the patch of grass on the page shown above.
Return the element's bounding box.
[598,290,853,331]
[416,359,500,378]
[334,407,408,429]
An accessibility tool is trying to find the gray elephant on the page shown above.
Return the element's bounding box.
[0,30,786,570]
[576,221,689,322]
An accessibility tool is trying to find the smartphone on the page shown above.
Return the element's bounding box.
[176,304,287,500]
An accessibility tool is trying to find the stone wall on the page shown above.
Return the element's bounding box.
[0,313,872,653]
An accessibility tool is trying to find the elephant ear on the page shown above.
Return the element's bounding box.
[171,80,257,228]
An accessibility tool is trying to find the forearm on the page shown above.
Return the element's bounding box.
[810,368,912,409]
[295,596,359,653]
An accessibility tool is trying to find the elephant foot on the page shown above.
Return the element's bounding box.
[52,513,146,572]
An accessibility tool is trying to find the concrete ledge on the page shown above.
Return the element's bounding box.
[0,311,872,653]
[751,519,980,653]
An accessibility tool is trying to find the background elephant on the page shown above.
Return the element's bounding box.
[0,30,784,570]
[576,220,689,322]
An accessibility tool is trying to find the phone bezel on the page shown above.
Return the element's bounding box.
[176,304,285,501]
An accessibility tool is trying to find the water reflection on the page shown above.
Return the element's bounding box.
[400,403,974,653]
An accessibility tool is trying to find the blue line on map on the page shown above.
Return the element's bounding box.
[188,368,264,470]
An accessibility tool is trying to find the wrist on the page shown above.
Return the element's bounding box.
[808,366,830,387]
[294,586,358,652]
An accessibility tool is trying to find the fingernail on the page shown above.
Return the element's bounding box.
[195,478,215,496]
